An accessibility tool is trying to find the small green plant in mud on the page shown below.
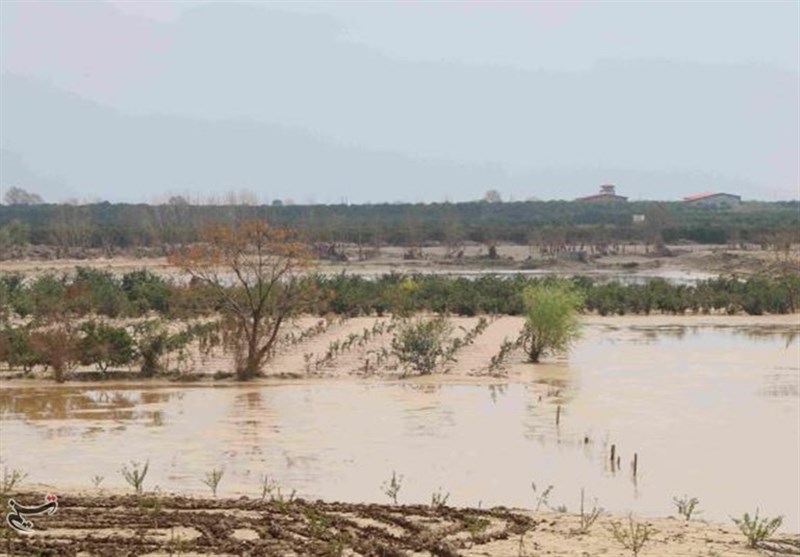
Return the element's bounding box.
[325,539,346,557]
[732,509,783,548]
[121,460,149,495]
[260,474,278,502]
[138,493,165,528]
[168,527,192,556]
[91,474,105,489]
[488,337,521,374]
[516,528,537,557]
[607,515,657,557]
[0,465,27,498]
[259,474,296,505]
[201,467,224,498]
[531,481,554,512]
[305,506,335,540]
[381,471,403,505]
[138,495,163,511]
[464,515,491,545]
[574,488,602,534]
[430,487,450,508]
[673,495,701,521]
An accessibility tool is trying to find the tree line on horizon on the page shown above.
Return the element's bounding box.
[0,197,797,256]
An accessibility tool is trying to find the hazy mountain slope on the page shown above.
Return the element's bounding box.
[0,74,786,202]
[0,76,513,203]
[1,2,796,201]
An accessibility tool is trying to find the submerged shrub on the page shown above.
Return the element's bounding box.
[520,282,583,363]
[78,320,136,373]
[391,316,453,375]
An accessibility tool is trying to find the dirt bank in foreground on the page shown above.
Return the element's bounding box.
[3,491,798,556]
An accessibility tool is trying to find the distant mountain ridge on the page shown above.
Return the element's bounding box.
[1,75,516,203]
[0,74,793,203]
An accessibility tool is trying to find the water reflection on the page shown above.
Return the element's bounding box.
[0,387,183,422]
[626,324,799,345]
[487,384,507,403]
[229,389,273,454]
[759,373,800,398]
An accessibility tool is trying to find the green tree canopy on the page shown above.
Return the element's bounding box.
[521,282,584,363]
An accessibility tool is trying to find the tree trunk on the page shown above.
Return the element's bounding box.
[237,359,260,381]
[238,349,261,381]
[523,335,542,363]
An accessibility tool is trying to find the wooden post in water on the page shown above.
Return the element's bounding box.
[611,443,618,474]
[556,405,561,426]
[633,453,638,478]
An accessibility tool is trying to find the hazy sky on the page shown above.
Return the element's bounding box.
[1,1,798,203]
[111,1,800,70]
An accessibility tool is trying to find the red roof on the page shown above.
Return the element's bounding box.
[683,192,715,201]
[683,192,741,201]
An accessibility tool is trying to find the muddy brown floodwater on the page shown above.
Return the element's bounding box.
[1,322,798,534]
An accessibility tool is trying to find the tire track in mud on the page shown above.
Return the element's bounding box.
[1,492,536,556]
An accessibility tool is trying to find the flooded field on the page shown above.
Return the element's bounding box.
[1,320,798,533]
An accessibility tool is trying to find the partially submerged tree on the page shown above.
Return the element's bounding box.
[131,320,204,377]
[33,326,79,383]
[520,282,583,363]
[3,326,42,373]
[170,220,317,380]
[391,316,454,376]
[78,321,136,373]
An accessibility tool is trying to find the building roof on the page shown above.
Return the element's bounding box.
[575,193,628,202]
[576,183,627,202]
[683,192,741,202]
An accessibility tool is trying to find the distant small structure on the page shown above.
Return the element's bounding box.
[683,192,741,208]
[632,214,646,224]
[576,184,628,202]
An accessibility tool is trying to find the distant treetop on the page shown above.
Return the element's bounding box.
[4,186,44,206]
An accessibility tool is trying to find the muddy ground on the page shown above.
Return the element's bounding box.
[2,242,798,279]
[3,491,799,556]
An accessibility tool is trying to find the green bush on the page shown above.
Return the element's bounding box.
[733,509,783,548]
[3,327,43,373]
[70,267,127,317]
[391,316,454,375]
[78,320,136,373]
[520,281,583,363]
[27,274,67,318]
[122,270,171,314]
